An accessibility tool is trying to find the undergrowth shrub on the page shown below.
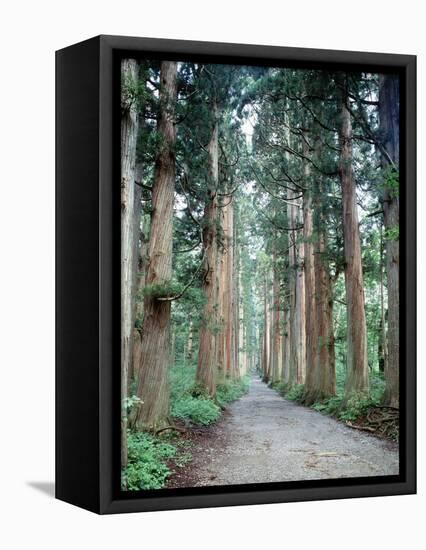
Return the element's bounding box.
[273,381,290,396]
[122,432,176,490]
[338,395,376,421]
[171,395,221,425]
[275,371,386,424]
[312,396,342,416]
[285,384,305,402]
[169,361,220,425]
[170,362,250,425]
[216,376,250,408]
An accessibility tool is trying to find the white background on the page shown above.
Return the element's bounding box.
[0,1,423,548]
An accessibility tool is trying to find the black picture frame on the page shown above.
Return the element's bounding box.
[56,35,416,514]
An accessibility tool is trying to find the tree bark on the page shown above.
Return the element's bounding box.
[226,198,235,378]
[379,74,399,408]
[217,191,236,381]
[238,266,246,376]
[287,198,296,387]
[196,106,220,396]
[232,212,240,379]
[378,223,388,374]
[129,161,143,385]
[134,61,177,430]
[314,229,336,398]
[288,193,306,385]
[186,320,193,361]
[282,306,291,384]
[271,248,282,384]
[338,75,369,398]
[120,58,139,466]
[216,203,227,382]
[262,274,270,383]
[132,328,142,385]
[302,160,318,402]
[135,213,150,323]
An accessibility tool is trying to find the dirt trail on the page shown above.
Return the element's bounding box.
[168,375,399,487]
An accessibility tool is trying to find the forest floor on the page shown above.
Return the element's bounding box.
[167,375,399,488]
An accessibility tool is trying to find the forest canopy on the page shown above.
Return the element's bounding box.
[120,59,400,489]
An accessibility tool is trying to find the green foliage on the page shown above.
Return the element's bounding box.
[171,395,220,425]
[122,432,176,490]
[379,166,399,199]
[284,384,305,402]
[142,281,183,300]
[215,376,250,408]
[275,371,386,424]
[190,381,211,399]
[311,371,385,421]
[169,362,249,425]
[169,361,198,400]
[170,361,220,425]
[312,394,374,421]
[312,396,342,416]
[272,381,305,402]
[270,380,288,395]
[384,225,399,242]
[338,395,377,421]
[121,73,148,112]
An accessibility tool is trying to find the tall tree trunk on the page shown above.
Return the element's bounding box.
[287,200,296,386]
[120,58,139,466]
[218,192,236,380]
[271,248,282,384]
[262,274,270,382]
[170,327,176,367]
[238,267,246,376]
[296,207,306,384]
[132,212,149,389]
[314,228,336,398]
[129,162,143,386]
[338,75,369,398]
[378,223,388,374]
[196,108,219,396]
[282,306,291,384]
[268,268,274,382]
[135,213,150,323]
[186,320,193,361]
[216,203,227,382]
[132,328,142,387]
[379,74,400,408]
[134,61,177,430]
[302,163,318,402]
[232,212,240,379]
[288,194,306,385]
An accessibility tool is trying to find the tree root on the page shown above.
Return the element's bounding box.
[155,425,187,435]
[346,421,376,433]
[347,406,399,441]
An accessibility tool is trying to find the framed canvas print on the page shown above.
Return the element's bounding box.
[56,35,416,514]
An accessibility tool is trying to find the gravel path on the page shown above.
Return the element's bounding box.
[169,375,399,487]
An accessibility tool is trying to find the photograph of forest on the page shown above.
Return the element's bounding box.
[120,58,400,491]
